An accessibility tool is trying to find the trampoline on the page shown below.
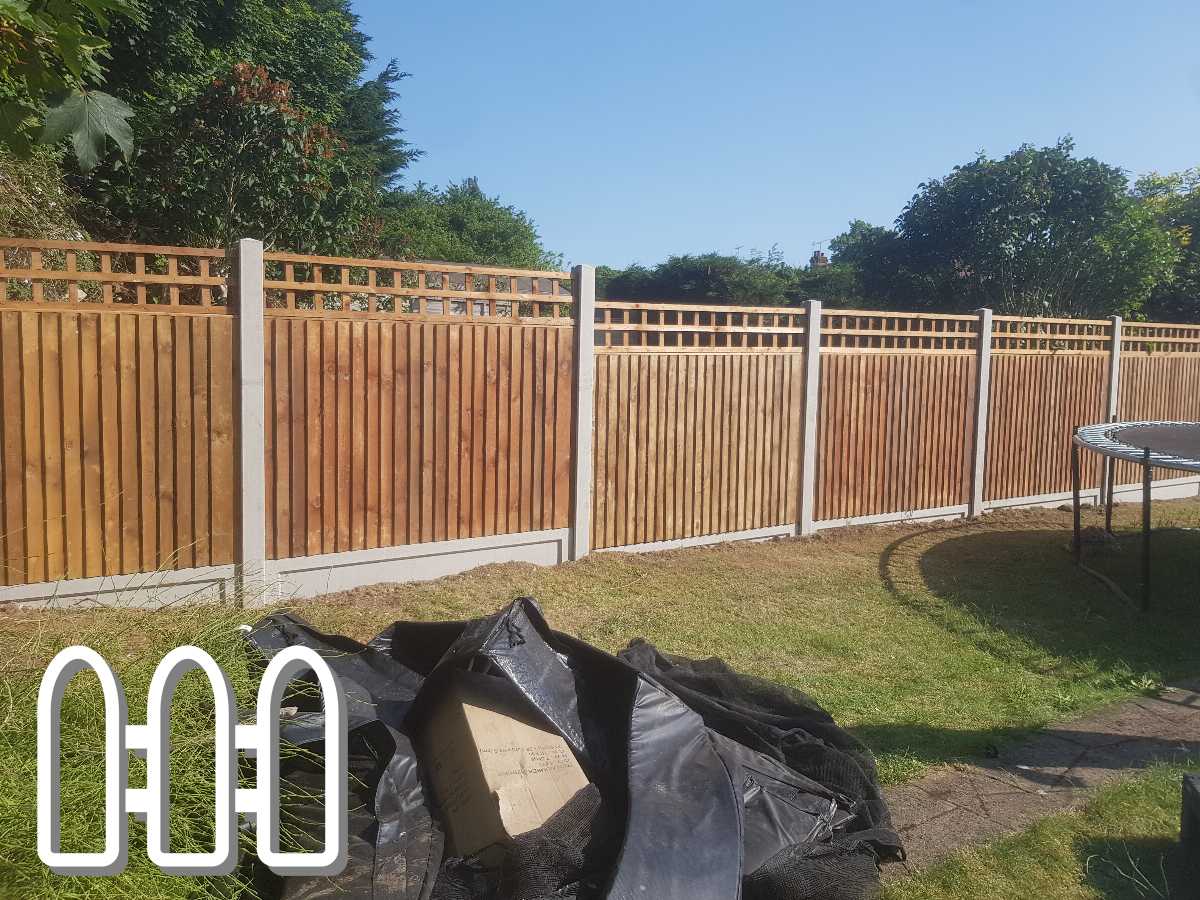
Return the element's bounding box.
[1071,420,1200,609]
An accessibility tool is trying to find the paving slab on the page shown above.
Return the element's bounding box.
[882,680,1200,877]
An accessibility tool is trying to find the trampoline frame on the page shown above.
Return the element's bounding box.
[1071,420,1200,610]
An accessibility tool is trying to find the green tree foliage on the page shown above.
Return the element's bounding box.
[598,248,861,306]
[1136,169,1200,322]
[377,178,561,269]
[832,140,1179,318]
[74,0,418,251]
[0,0,141,169]
[88,64,378,250]
[99,0,416,185]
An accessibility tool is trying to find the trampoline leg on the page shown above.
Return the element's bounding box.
[1104,455,1115,534]
[1071,441,1082,565]
[1142,447,1152,612]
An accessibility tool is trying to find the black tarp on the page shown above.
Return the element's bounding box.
[243,598,903,900]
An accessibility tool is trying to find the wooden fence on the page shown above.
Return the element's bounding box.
[260,251,575,559]
[0,240,235,587]
[2,235,1200,600]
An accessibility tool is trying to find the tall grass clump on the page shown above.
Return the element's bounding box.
[0,603,260,898]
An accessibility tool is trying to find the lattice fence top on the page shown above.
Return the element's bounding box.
[1121,322,1200,355]
[822,310,980,352]
[6,237,1200,347]
[0,237,229,312]
[595,301,809,350]
[991,315,1113,353]
[262,251,572,322]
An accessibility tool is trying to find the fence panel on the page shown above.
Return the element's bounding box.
[8,235,1200,597]
[984,354,1107,501]
[815,351,975,521]
[0,240,235,587]
[261,253,574,559]
[591,349,804,549]
[591,302,806,549]
[1114,325,1200,484]
[813,312,978,521]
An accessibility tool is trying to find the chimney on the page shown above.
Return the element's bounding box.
[809,249,829,268]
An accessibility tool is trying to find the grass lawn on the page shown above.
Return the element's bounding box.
[1,498,1198,897]
[882,761,1196,900]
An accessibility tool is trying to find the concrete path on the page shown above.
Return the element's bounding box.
[883,680,1200,878]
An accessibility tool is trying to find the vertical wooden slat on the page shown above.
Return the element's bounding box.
[20,313,45,582]
[394,322,412,545]
[336,320,352,551]
[81,314,106,578]
[483,325,499,536]
[208,317,236,565]
[350,321,367,550]
[476,324,491,533]
[365,322,380,549]
[379,322,394,547]
[190,317,211,567]
[496,325,512,535]
[442,324,457,540]
[172,315,193,568]
[453,325,470,539]
[1,314,25,584]
[519,327,534,532]
[154,314,175,569]
[41,313,65,580]
[421,323,436,543]
[321,320,337,553]
[271,320,291,559]
[306,320,323,555]
[290,318,308,557]
[60,313,84,578]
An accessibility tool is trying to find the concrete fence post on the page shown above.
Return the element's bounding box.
[798,299,822,536]
[569,265,596,560]
[1099,314,1123,504]
[968,307,993,518]
[230,238,268,600]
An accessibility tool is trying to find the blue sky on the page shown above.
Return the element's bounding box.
[354,0,1200,269]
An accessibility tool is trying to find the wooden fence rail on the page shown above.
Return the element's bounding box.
[3,236,1200,600]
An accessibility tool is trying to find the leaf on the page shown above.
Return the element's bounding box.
[39,90,135,171]
[0,101,40,156]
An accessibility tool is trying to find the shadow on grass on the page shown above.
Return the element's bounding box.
[853,720,1200,786]
[1077,835,1187,899]
[864,522,1200,772]
[880,525,1200,689]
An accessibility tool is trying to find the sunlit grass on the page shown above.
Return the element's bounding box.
[0,498,1197,896]
[883,761,1195,900]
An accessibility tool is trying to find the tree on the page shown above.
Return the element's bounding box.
[75,0,418,249]
[1136,169,1200,322]
[0,0,141,170]
[597,248,863,306]
[87,64,379,250]
[827,220,907,305]
[600,249,794,304]
[834,140,1179,317]
[377,179,560,269]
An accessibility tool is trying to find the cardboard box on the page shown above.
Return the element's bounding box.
[420,668,590,859]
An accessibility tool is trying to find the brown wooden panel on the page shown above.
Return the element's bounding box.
[1115,355,1200,485]
[0,307,234,586]
[591,350,804,549]
[983,353,1106,501]
[262,318,574,558]
[815,352,974,521]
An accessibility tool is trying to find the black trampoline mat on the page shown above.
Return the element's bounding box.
[1110,423,1200,460]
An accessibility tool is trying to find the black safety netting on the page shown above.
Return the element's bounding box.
[243,598,903,900]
